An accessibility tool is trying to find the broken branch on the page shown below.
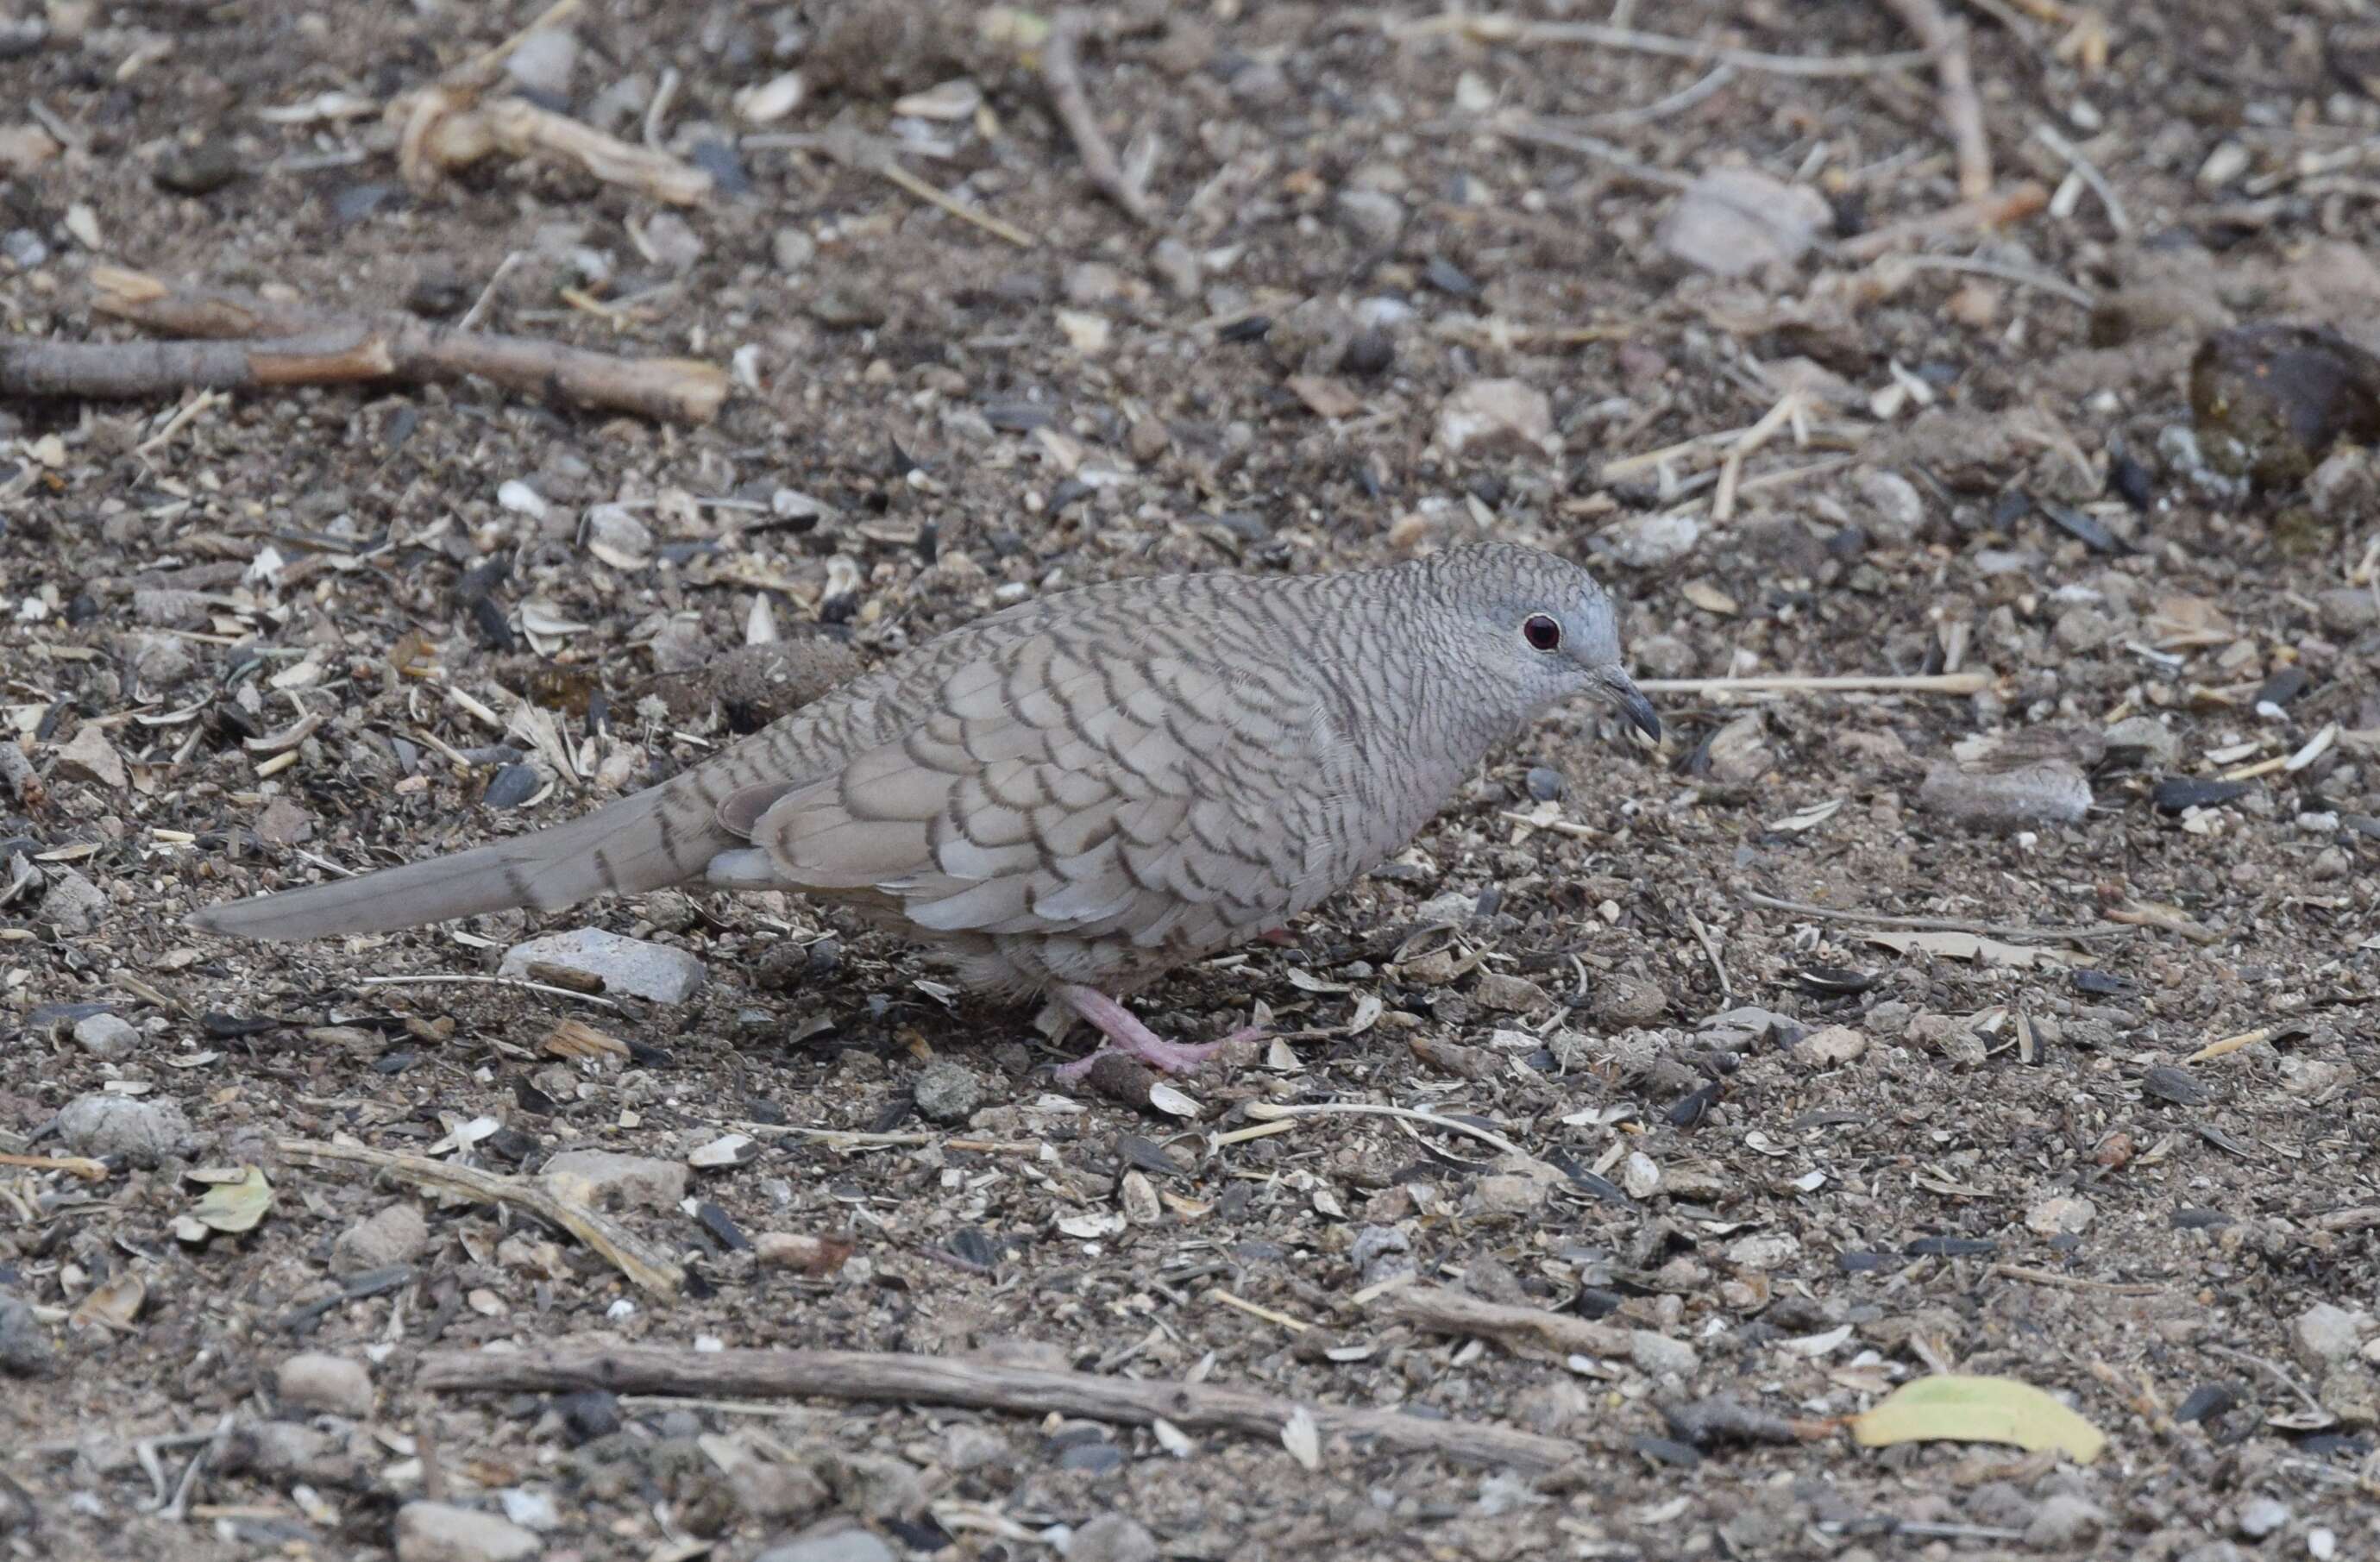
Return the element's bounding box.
[1043,9,1156,225]
[279,1138,683,1296]
[418,1342,1580,1471]
[2,267,729,423]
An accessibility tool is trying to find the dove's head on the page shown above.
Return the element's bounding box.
[1426,542,1660,741]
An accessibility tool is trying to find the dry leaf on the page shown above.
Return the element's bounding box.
[1768,798,1843,833]
[1864,930,2069,969]
[1852,1374,2107,1463]
[71,1271,147,1333]
[187,1164,274,1235]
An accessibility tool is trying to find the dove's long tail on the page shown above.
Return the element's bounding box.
[185,767,740,941]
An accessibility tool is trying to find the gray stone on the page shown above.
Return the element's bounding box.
[0,1292,53,1376]
[1436,379,1552,455]
[912,1060,982,1125]
[1917,760,2092,831]
[1334,189,1405,250]
[755,1523,895,1562]
[2235,1496,2290,1540]
[52,1094,196,1166]
[395,1501,543,1562]
[2314,587,2377,636]
[277,1352,374,1418]
[540,1150,688,1214]
[2292,1302,2367,1369]
[1629,1331,1700,1380]
[2103,715,2180,772]
[40,866,107,933]
[1600,511,1700,570]
[1068,1512,1160,1562]
[2025,1494,2108,1548]
[332,1201,430,1277]
[71,1013,139,1059]
[499,928,706,1004]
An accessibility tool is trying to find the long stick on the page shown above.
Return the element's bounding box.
[279,1139,682,1295]
[35,267,729,423]
[418,1344,1581,1471]
[1637,672,1991,695]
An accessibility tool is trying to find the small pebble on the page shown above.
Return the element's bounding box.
[332,1201,430,1277]
[0,1293,53,1376]
[539,1150,689,1214]
[71,1013,139,1059]
[499,928,706,1004]
[1067,1513,1160,1562]
[52,1094,195,1166]
[913,1059,983,1125]
[753,1527,895,1562]
[2234,1496,2290,1541]
[277,1352,374,1419]
[394,1500,543,1562]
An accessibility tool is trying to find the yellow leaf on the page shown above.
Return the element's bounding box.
[1852,1374,2106,1463]
[189,1164,274,1234]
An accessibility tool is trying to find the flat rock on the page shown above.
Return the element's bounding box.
[277,1351,374,1418]
[1069,1513,1161,1562]
[53,725,127,787]
[71,1013,139,1059]
[2292,1302,2369,1369]
[395,1501,543,1562]
[1917,760,2092,831]
[332,1201,430,1277]
[755,1523,895,1562]
[540,1149,688,1214]
[52,1094,195,1166]
[499,929,706,1004]
[1657,168,1829,279]
[40,866,107,933]
[1436,378,1552,455]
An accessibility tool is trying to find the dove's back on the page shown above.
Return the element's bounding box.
[186,558,1470,951]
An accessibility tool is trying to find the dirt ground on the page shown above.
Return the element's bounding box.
[4,1,2380,1559]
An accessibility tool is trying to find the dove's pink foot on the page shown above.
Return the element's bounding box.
[1052,984,1261,1080]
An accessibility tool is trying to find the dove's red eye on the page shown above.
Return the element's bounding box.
[1523,614,1562,651]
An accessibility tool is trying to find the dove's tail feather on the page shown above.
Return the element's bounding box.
[186,774,736,941]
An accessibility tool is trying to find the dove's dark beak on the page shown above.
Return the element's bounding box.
[1601,667,1661,742]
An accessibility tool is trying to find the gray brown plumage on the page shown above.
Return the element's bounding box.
[190,542,1656,1072]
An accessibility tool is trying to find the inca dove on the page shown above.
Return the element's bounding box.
[190,542,1657,1075]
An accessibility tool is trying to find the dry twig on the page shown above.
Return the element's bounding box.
[1636,672,1992,696]
[0,267,726,423]
[1741,890,2133,944]
[1042,9,1156,225]
[420,1343,1582,1471]
[1837,182,2048,261]
[1388,1284,1638,1360]
[391,86,711,205]
[1396,12,1940,77]
[1873,0,1994,198]
[278,1138,683,1296]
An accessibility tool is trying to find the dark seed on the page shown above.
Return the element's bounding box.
[1215,315,1272,343]
[2170,1207,2232,1230]
[2176,1383,2237,1423]
[2072,969,2137,997]
[2153,777,2252,812]
[2036,498,2124,552]
[1423,256,1479,297]
[482,763,544,810]
[1525,765,1565,801]
[2142,1064,2210,1106]
[2111,453,2155,509]
[2254,666,2313,709]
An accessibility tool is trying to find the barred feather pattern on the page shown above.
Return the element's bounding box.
[190,543,1630,1001]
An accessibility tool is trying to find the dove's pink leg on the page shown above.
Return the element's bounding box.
[1052,984,1261,1079]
